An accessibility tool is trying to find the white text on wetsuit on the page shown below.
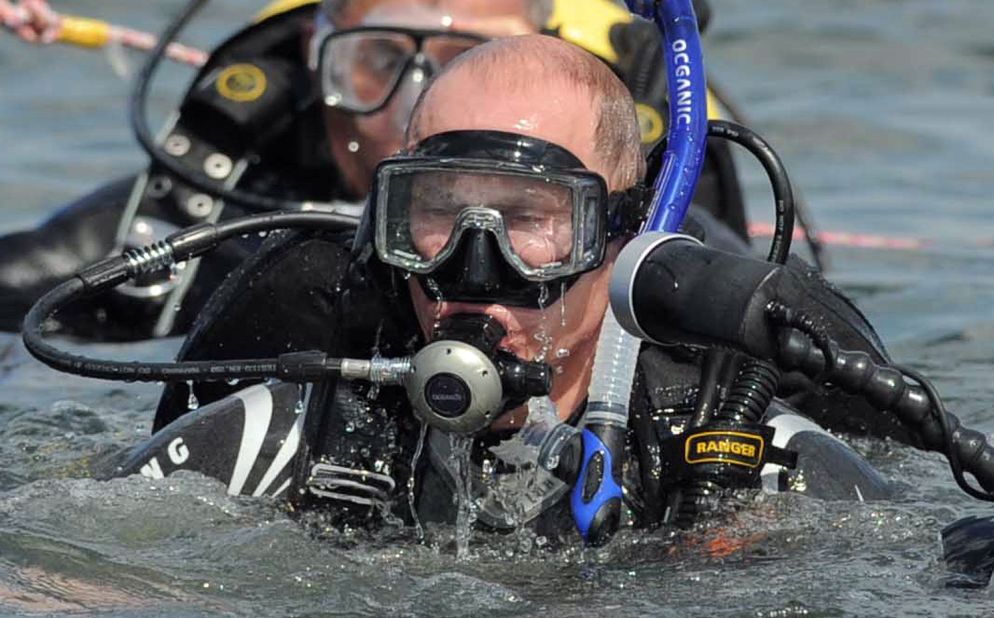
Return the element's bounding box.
[672,39,694,127]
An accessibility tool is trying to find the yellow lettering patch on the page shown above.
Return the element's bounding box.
[685,431,765,469]
[216,64,267,103]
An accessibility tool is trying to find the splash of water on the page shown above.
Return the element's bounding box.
[407,422,429,541]
[449,433,478,559]
[294,384,306,415]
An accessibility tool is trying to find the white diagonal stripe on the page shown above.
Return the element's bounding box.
[270,477,292,498]
[252,412,303,497]
[228,384,274,495]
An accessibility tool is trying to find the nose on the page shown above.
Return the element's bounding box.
[456,229,503,296]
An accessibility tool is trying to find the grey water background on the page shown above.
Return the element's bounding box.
[0,0,992,615]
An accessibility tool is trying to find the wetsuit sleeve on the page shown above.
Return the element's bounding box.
[0,176,133,331]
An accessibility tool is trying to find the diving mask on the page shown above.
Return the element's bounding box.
[309,13,486,113]
[371,130,648,307]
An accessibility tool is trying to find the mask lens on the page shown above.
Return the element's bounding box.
[422,34,485,67]
[322,31,417,110]
[382,168,576,274]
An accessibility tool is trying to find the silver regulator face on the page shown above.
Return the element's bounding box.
[404,340,505,435]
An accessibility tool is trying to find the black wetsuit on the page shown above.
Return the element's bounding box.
[0,6,747,340]
[118,288,893,538]
[112,203,903,538]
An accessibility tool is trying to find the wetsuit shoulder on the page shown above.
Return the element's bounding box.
[153,229,354,431]
[0,176,133,333]
[115,381,304,498]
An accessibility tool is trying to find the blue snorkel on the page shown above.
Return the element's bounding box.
[630,0,709,234]
[568,0,709,546]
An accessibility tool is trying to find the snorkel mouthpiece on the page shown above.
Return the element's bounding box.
[404,314,552,435]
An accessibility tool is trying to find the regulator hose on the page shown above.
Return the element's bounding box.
[23,211,359,382]
[705,76,827,271]
[646,120,796,264]
[706,120,795,264]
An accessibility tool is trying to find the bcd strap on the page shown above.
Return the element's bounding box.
[660,422,797,489]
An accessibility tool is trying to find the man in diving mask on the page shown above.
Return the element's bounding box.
[122,35,892,540]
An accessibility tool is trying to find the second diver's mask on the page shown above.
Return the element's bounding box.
[370,130,648,307]
[308,13,487,114]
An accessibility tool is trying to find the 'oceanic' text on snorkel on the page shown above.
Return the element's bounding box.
[672,39,694,127]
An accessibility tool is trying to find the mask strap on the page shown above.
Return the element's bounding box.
[607,183,652,239]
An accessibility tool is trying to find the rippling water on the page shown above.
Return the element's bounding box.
[1,0,993,615]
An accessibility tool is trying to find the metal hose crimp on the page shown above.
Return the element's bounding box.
[122,240,175,276]
[369,356,412,385]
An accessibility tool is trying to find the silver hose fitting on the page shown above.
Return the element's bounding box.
[339,356,412,385]
[123,241,175,275]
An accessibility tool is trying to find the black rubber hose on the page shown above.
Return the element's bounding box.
[129,0,325,213]
[714,357,780,425]
[23,284,278,381]
[689,348,729,428]
[167,210,360,261]
[706,80,828,271]
[22,212,359,382]
[777,328,994,499]
[707,120,795,264]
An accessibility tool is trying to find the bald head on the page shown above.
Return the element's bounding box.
[407,35,645,190]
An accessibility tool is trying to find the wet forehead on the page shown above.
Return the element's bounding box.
[417,77,604,179]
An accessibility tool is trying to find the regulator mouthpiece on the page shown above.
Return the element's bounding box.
[404,314,552,435]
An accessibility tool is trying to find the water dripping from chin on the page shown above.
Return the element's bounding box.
[533,283,552,362]
[449,433,477,559]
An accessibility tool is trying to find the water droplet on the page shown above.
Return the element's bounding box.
[537,283,550,309]
[186,381,199,410]
[225,378,240,386]
[172,303,181,312]
[293,383,306,414]
[344,421,355,433]
[555,347,570,359]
